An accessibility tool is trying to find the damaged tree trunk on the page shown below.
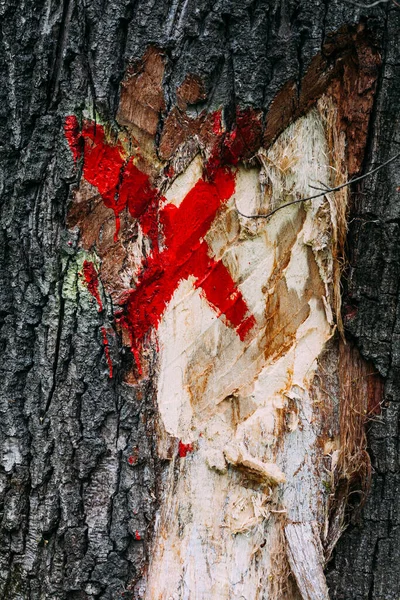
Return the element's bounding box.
[0,1,399,599]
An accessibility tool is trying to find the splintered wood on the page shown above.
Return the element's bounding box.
[65,44,382,596]
[285,523,329,600]
[145,110,343,600]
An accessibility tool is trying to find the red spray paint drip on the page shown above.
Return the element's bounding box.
[178,441,194,458]
[212,109,224,136]
[65,116,256,372]
[82,260,103,312]
[100,326,113,378]
[64,114,82,161]
[64,116,159,244]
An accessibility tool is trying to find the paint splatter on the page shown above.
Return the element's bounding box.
[64,114,82,161]
[127,447,139,465]
[82,260,103,312]
[178,441,194,458]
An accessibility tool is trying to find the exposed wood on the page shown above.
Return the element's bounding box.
[285,523,330,600]
[0,1,399,599]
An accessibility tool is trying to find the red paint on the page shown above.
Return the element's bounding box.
[64,115,82,161]
[127,447,139,465]
[222,108,263,165]
[65,116,256,369]
[135,530,141,541]
[64,116,159,244]
[164,164,175,178]
[132,346,143,376]
[178,441,194,458]
[100,326,113,378]
[212,109,224,136]
[83,260,103,312]
[124,167,256,360]
[205,144,224,180]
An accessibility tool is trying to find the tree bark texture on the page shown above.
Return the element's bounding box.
[0,1,399,599]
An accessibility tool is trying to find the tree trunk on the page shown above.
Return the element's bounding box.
[0,1,399,599]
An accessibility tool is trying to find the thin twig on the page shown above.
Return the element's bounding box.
[309,184,331,192]
[237,151,400,220]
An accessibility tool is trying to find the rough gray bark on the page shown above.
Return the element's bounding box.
[0,1,398,599]
[325,10,400,600]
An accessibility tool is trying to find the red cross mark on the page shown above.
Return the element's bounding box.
[65,116,256,368]
[124,167,256,361]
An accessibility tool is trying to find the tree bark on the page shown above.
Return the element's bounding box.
[0,1,399,599]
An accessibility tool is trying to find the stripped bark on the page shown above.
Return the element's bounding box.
[0,1,399,599]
